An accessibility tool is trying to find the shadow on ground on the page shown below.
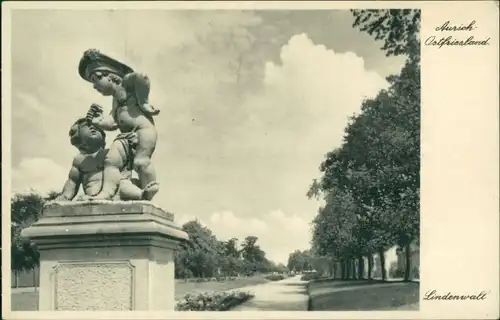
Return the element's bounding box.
[308,279,419,311]
[282,289,308,295]
[236,299,307,311]
[283,283,308,287]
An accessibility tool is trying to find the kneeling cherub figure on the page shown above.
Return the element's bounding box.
[56,117,147,201]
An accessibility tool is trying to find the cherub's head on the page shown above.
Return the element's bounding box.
[78,49,134,96]
[89,71,122,96]
[69,118,106,154]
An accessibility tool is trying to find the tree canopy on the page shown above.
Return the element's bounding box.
[11,190,59,272]
[309,9,420,281]
[174,221,283,278]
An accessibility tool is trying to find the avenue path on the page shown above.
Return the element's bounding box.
[231,275,309,311]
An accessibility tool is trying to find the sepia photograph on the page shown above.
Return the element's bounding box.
[2,1,497,318]
[7,7,420,312]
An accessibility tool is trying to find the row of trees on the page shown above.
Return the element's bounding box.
[307,9,421,281]
[287,249,336,276]
[287,250,314,273]
[175,220,288,278]
[10,191,288,279]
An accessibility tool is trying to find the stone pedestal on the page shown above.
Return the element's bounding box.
[20,201,189,311]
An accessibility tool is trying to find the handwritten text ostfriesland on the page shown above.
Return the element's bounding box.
[425,20,490,48]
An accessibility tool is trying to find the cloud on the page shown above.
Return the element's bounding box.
[208,209,311,264]
[215,33,389,219]
[11,157,68,195]
[175,33,390,263]
[241,33,388,147]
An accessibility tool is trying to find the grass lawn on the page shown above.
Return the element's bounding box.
[11,292,39,312]
[308,279,419,311]
[10,276,270,311]
[174,276,270,299]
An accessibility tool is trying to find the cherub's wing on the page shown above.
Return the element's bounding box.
[123,72,151,105]
[123,72,159,116]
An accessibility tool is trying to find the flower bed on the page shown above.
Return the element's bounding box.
[180,276,240,283]
[175,290,254,311]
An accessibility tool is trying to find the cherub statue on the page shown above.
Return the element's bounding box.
[56,117,149,201]
[78,49,160,200]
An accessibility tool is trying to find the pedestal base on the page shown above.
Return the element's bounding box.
[21,201,189,311]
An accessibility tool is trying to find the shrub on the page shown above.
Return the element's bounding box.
[300,272,318,281]
[175,290,254,311]
[265,274,285,281]
[389,263,405,278]
[411,266,419,279]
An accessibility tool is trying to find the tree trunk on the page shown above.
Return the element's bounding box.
[351,259,357,279]
[344,260,349,280]
[379,248,387,281]
[345,260,351,280]
[367,254,373,280]
[404,242,411,282]
[358,256,364,279]
[351,259,356,280]
[33,268,37,292]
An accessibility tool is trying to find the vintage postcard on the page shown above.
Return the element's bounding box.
[2,1,499,319]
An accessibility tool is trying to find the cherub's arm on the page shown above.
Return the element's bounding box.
[93,109,118,131]
[88,103,118,131]
[56,159,82,201]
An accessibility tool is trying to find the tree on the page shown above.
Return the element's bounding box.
[173,220,279,278]
[11,190,60,276]
[223,238,240,258]
[351,9,420,58]
[310,63,419,280]
[275,263,289,274]
[241,236,265,263]
[287,249,315,273]
[175,220,223,278]
[311,189,364,279]
[287,250,304,272]
[308,9,420,282]
[240,236,276,275]
[220,238,243,276]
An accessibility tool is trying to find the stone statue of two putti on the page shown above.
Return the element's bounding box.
[56,49,161,202]
[20,49,188,311]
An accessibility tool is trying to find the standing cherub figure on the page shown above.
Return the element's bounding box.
[78,49,160,200]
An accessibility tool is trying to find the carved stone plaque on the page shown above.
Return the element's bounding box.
[54,261,134,311]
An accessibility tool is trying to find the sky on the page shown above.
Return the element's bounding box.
[10,9,406,264]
